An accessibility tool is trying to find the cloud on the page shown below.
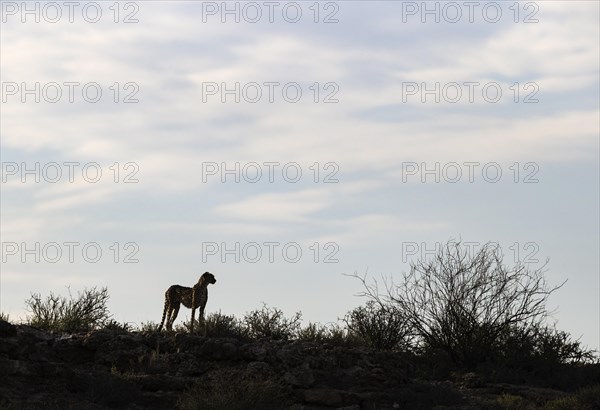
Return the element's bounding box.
[1,1,598,349]
[213,188,334,222]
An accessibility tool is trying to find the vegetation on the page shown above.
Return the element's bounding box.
[174,311,249,339]
[242,303,302,341]
[496,323,596,365]
[138,320,161,332]
[544,384,600,410]
[343,300,412,350]
[296,321,357,345]
[102,319,133,333]
[351,241,570,367]
[24,286,111,333]
[177,368,291,410]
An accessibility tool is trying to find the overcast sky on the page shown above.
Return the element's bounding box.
[1,1,598,349]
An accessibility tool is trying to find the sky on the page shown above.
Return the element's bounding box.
[0,1,598,350]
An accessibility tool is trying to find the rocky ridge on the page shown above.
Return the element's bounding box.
[0,321,583,409]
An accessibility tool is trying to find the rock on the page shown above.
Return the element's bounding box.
[344,365,365,377]
[304,388,343,406]
[284,363,314,387]
[247,344,267,361]
[52,337,95,363]
[222,342,238,358]
[173,332,206,353]
[247,361,271,374]
[0,357,25,376]
[462,372,484,388]
[129,374,189,392]
[303,388,360,407]
[369,367,387,382]
[197,338,219,358]
[0,320,17,337]
[18,325,53,342]
[276,345,304,367]
[0,336,20,356]
[0,322,575,410]
[337,352,357,368]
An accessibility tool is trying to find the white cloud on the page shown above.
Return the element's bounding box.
[214,188,334,222]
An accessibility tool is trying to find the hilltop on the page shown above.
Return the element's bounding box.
[1,320,598,410]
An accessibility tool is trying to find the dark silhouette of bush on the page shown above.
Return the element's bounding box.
[174,311,249,339]
[138,321,161,332]
[203,311,248,338]
[102,319,133,333]
[25,286,111,333]
[474,323,599,389]
[343,300,412,350]
[496,323,597,366]
[352,240,565,367]
[296,321,334,342]
[297,321,362,346]
[243,303,301,341]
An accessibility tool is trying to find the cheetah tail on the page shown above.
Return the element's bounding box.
[158,296,168,332]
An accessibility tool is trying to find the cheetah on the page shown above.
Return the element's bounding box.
[158,272,217,332]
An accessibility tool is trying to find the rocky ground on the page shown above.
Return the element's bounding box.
[0,320,595,409]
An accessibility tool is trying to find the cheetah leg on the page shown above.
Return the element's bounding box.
[190,288,198,333]
[168,303,180,331]
[199,306,207,336]
[191,307,196,333]
[165,308,173,331]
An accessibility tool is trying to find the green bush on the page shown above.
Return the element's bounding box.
[25,286,111,333]
[343,300,411,350]
[177,368,290,410]
[243,304,301,341]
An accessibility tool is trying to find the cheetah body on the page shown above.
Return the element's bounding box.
[158,272,216,332]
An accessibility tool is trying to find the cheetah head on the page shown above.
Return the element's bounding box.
[201,271,217,284]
